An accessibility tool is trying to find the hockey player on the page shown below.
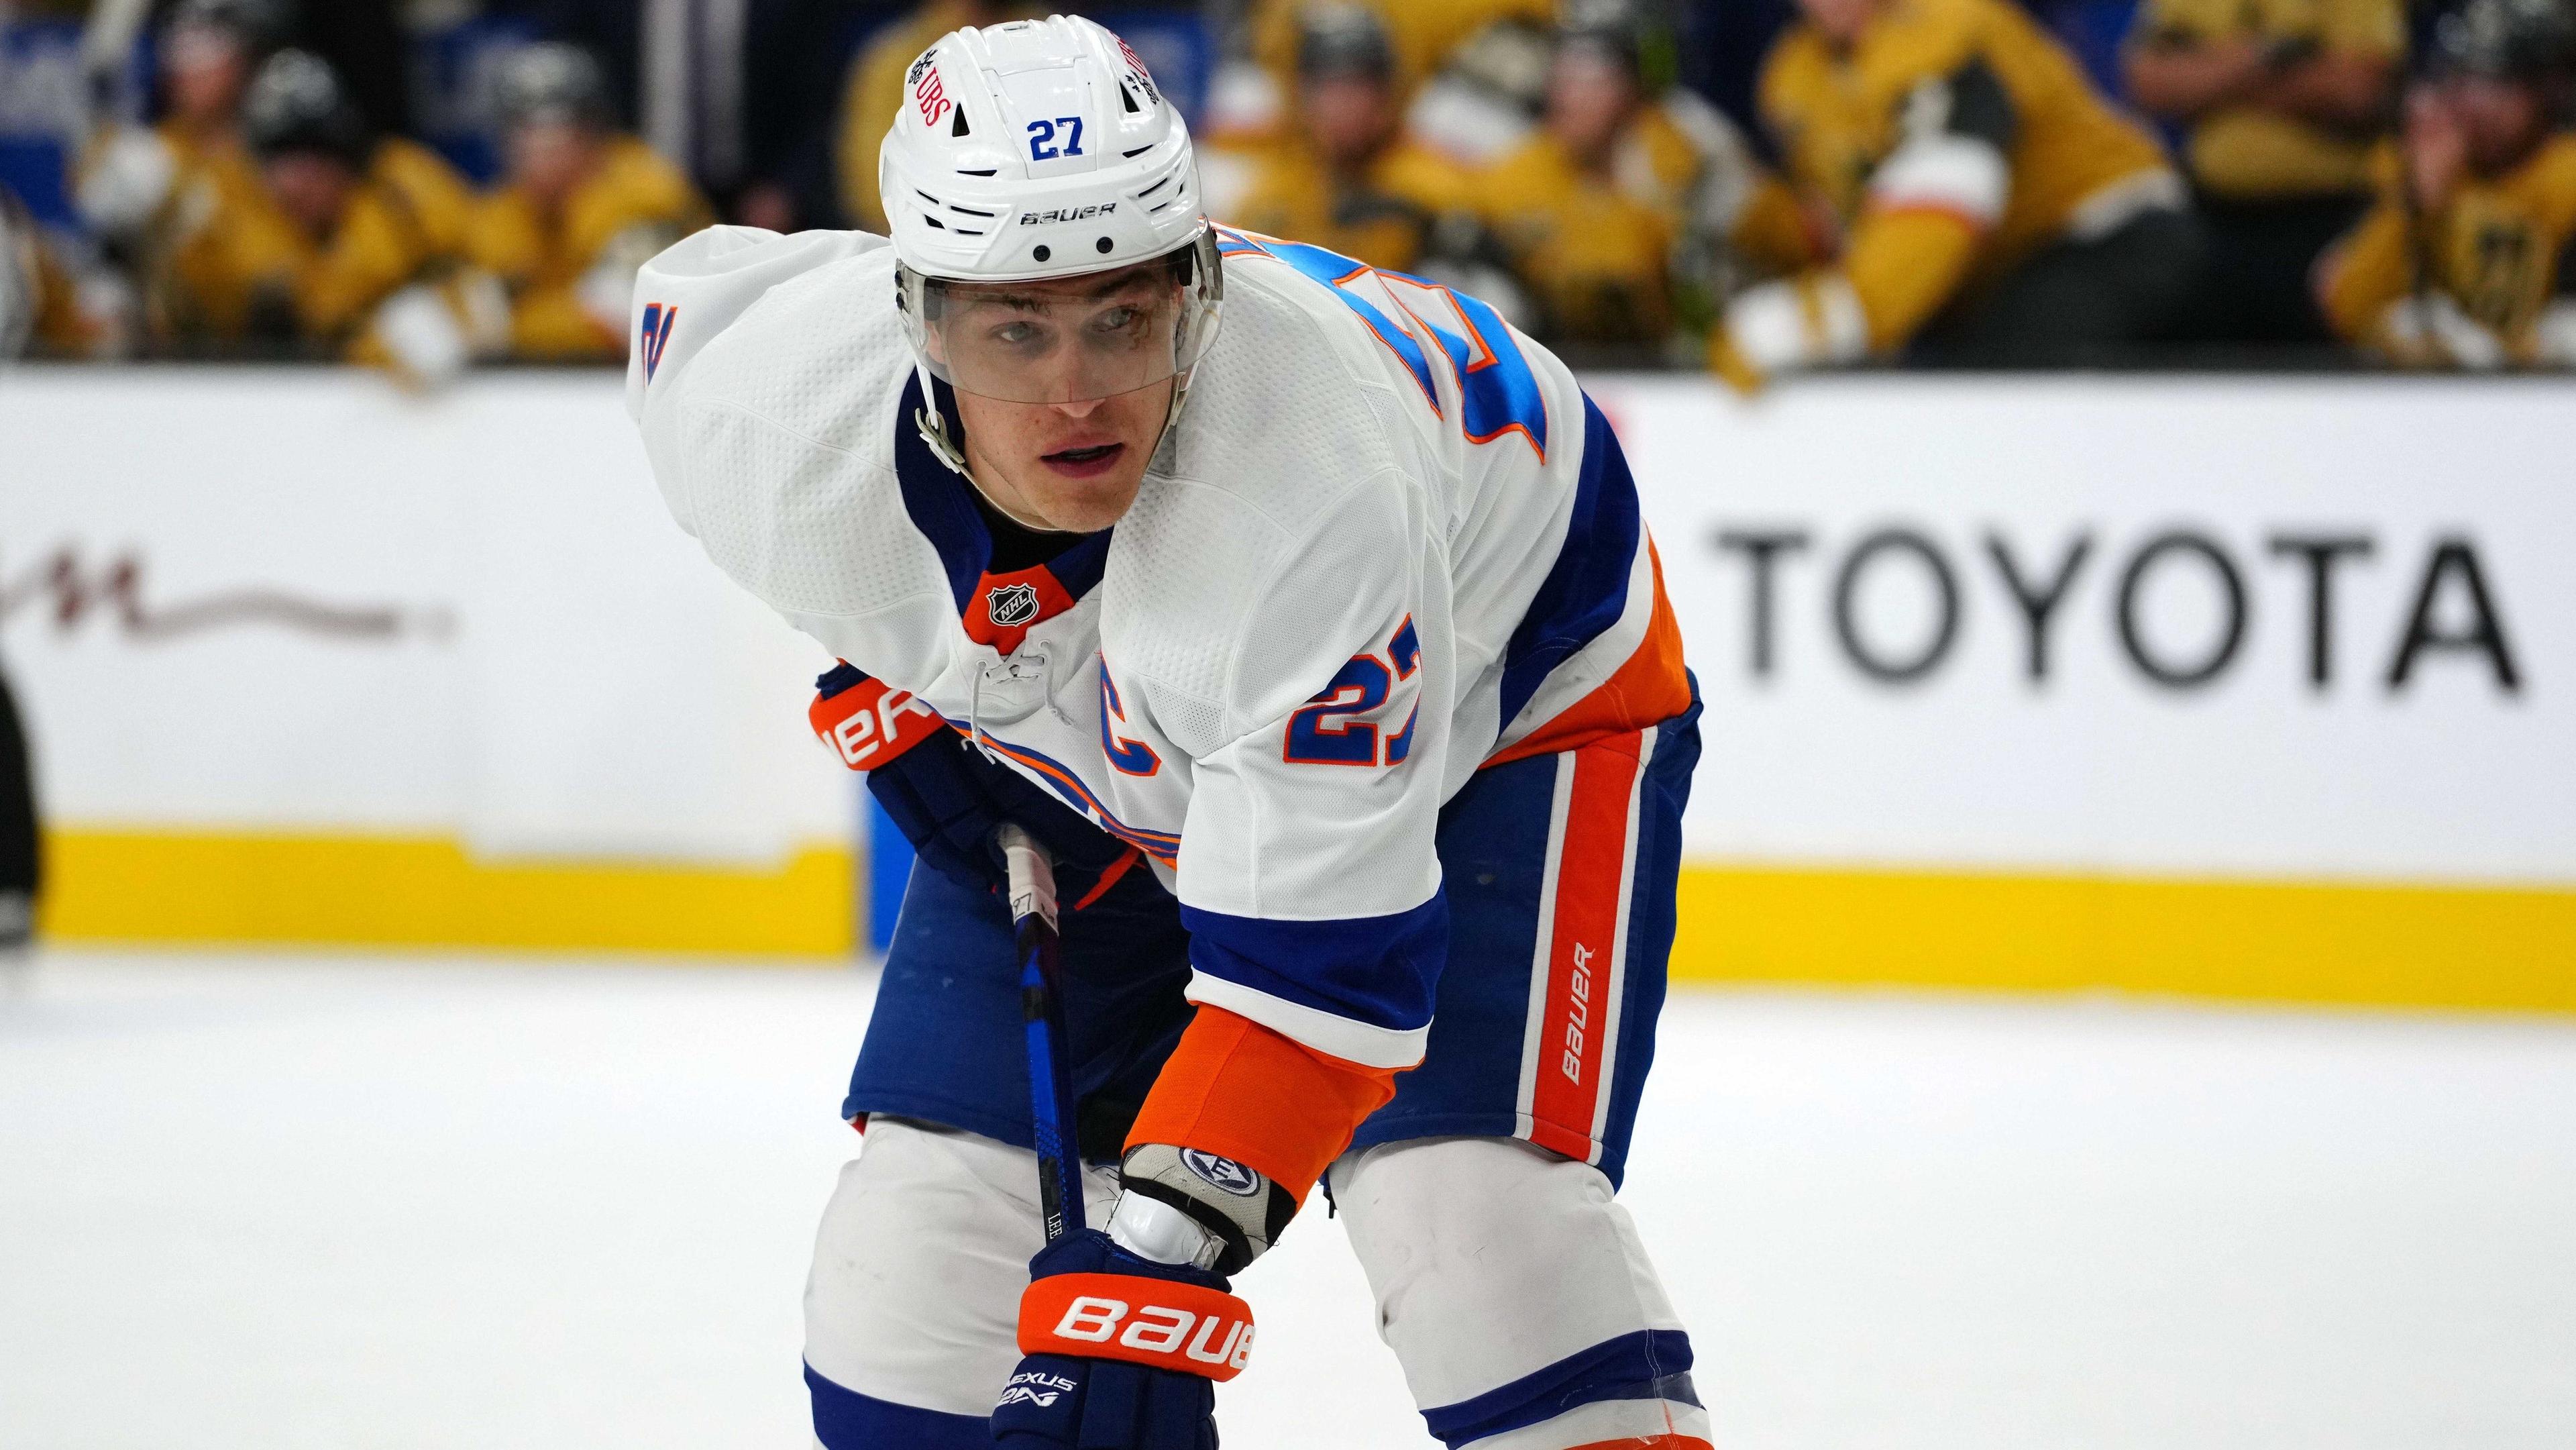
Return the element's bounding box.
[628,16,1704,1448]
[1710,0,2202,379]
[2316,0,2576,366]
[468,44,712,362]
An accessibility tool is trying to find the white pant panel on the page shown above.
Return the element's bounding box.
[802,1117,1119,1416]
[1330,1135,1689,1416]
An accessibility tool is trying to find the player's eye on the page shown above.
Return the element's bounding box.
[990,320,1044,348]
[1092,306,1141,334]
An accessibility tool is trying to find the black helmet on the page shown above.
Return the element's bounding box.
[1297,2,1397,81]
[1557,0,1655,76]
[2434,0,2576,80]
[243,50,370,166]
[166,0,295,52]
[494,42,614,130]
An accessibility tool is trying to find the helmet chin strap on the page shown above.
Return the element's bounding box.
[912,360,973,478]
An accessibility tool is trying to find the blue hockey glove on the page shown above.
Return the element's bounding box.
[990,1229,1251,1449]
[810,663,1131,898]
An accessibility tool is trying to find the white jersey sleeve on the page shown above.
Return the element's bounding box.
[623,225,974,696]
[1095,266,1460,1072]
[1169,468,1448,1070]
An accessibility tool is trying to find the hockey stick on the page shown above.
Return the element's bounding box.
[999,823,1085,1243]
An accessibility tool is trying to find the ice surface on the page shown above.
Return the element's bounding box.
[4,950,2573,1449]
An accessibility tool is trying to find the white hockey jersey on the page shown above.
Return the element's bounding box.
[628,223,1688,1074]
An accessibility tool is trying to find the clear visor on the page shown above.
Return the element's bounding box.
[899,232,1222,405]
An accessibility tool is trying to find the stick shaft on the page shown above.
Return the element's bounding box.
[1000,825,1085,1242]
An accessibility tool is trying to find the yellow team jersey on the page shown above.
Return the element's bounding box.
[4,197,93,357]
[838,1,1046,234]
[2137,0,2402,199]
[1762,0,2169,276]
[1756,0,2172,348]
[138,122,279,342]
[160,136,475,350]
[1244,0,1554,117]
[2321,134,2576,362]
[471,136,713,360]
[1220,134,1474,272]
[1477,130,1677,346]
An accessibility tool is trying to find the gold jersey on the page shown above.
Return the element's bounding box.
[1220,134,1476,273]
[159,136,476,350]
[1761,0,2170,270]
[471,136,712,360]
[2320,135,2576,362]
[1756,0,2174,347]
[1477,130,1678,346]
[2137,0,2402,198]
[1243,0,1554,117]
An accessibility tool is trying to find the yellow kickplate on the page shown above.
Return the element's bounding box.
[1674,865,2576,1013]
[36,829,855,957]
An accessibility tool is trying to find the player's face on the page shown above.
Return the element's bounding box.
[931,259,1197,532]
[164,25,249,130]
[953,371,1175,534]
[262,152,358,238]
[1301,74,1397,169]
[1545,51,1638,162]
[507,121,602,210]
[1798,0,1883,44]
[2447,76,2544,170]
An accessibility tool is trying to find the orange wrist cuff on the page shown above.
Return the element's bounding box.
[1126,1006,1399,1205]
[1017,1272,1255,1382]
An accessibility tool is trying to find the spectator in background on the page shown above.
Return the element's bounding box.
[76,0,286,344]
[2316,0,2576,364]
[837,0,1041,236]
[1218,3,1479,272]
[1224,0,1555,144]
[132,48,472,359]
[3,183,95,356]
[531,0,861,231]
[1709,0,2198,384]
[231,50,487,376]
[1477,0,1799,355]
[2127,0,2402,345]
[468,42,709,361]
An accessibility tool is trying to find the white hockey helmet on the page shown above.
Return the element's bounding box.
[879,15,1221,411]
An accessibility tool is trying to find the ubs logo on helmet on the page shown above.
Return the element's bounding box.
[987,581,1041,627]
[1116,37,1161,103]
[1020,203,1118,227]
[910,53,950,125]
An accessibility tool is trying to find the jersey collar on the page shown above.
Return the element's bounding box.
[893,374,1112,655]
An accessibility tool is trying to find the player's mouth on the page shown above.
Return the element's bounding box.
[1039,442,1126,478]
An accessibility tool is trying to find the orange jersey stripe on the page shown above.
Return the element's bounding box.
[1489,540,1692,768]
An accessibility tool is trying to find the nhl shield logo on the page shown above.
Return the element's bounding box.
[987,581,1041,627]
